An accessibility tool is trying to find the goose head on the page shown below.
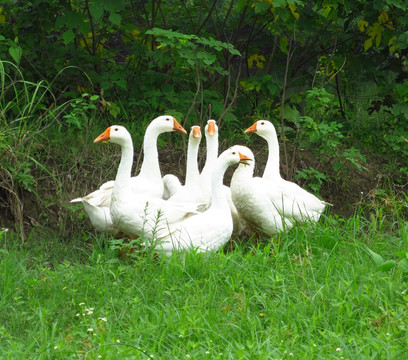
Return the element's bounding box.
[244,120,277,140]
[190,125,202,143]
[205,119,218,137]
[94,125,131,146]
[150,115,187,134]
[228,145,255,169]
[224,145,253,167]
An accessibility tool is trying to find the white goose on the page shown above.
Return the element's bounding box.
[94,123,201,240]
[199,119,218,198]
[244,120,329,222]
[156,146,251,256]
[167,125,204,204]
[198,120,245,236]
[71,115,186,233]
[70,180,115,232]
[230,145,293,235]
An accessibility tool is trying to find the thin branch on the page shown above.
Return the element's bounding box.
[231,4,249,45]
[184,69,201,125]
[157,1,167,29]
[280,31,296,180]
[151,0,162,29]
[217,60,242,128]
[221,0,235,34]
[180,1,195,29]
[84,0,96,56]
[265,34,278,74]
[195,0,218,35]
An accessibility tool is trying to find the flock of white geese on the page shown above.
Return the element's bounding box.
[71,115,330,256]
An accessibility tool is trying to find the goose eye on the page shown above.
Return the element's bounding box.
[232,152,236,155]
[166,118,170,121]
[114,128,119,131]
[261,122,265,125]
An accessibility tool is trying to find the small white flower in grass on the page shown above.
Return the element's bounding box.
[219,353,223,356]
[386,332,391,337]
[76,313,80,317]
[79,302,85,306]
[99,317,107,322]
[206,351,210,354]
[116,339,120,343]
[87,328,94,332]
[289,353,293,357]
[336,347,341,352]
[54,346,58,350]
[186,355,190,358]
[313,344,317,347]
[98,356,102,359]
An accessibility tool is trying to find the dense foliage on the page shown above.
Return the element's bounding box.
[0,0,407,235]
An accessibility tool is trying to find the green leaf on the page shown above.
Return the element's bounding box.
[8,46,22,63]
[266,82,277,96]
[254,1,270,14]
[399,259,408,272]
[280,36,289,54]
[364,37,373,51]
[109,12,121,26]
[394,250,408,259]
[385,0,407,11]
[62,29,75,45]
[365,246,384,266]
[377,261,396,272]
[391,103,408,117]
[90,3,104,20]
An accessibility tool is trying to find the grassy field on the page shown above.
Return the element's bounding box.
[1,210,408,359]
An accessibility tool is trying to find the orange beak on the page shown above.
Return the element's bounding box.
[207,121,216,135]
[94,127,111,143]
[244,122,257,134]
[239,152,252,166]
[173,118,187,134]
[192,126,201,138]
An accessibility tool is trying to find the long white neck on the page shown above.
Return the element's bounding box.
[202,133,218,178]
[209,157,229,208]
[115,140,134,186]
[185,138,200,186]
[138,125,162,180]
[262,130,281,180]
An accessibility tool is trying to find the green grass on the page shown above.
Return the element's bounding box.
[1,213,408,359]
